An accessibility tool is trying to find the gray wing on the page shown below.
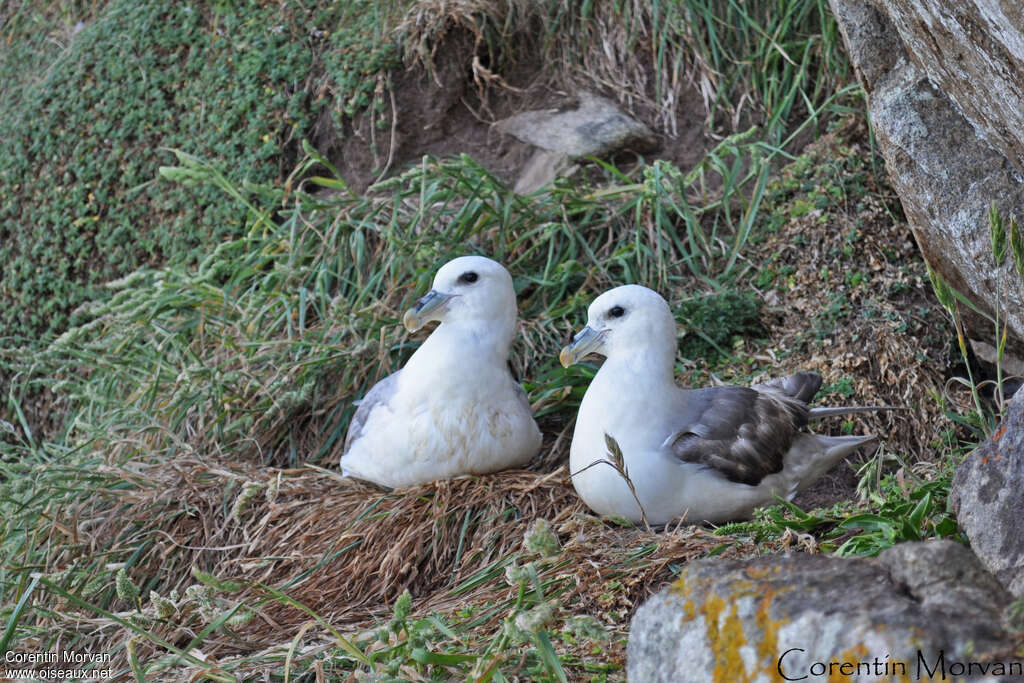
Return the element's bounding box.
[752,370,822,403]
[507,360,535,413]
[668,385,809,486]
[344,370,402,453]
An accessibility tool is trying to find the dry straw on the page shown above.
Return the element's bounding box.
[43,460,735,669]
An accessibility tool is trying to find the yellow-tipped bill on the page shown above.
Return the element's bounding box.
[559,325,605,368]
[403,289,453,332]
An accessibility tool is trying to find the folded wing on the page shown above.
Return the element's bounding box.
[667,384,810,486]
[344,370,402,453]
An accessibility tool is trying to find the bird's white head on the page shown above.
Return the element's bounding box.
[560,284,677,369]
[403,255,518,345]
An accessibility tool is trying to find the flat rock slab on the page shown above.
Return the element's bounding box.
[494,91,657,158]
[494,91,657,193]
[628,541,1022,682]
[952,391,1024,598]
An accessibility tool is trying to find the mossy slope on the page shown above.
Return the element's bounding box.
[0,0,402,337]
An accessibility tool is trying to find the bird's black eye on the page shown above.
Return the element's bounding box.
[458,271,479,284]
[608,305,625,318]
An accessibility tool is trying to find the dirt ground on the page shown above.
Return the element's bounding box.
[318,27,713,193]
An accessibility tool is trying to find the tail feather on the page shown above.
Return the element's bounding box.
[756,372,905,422]
[808,405,903,421]
[784,433,877,496]
[819,433,878,453]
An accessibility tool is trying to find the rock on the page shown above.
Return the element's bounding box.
[510,149,578,196]
[968,340,1024,400]
[970,340,1024,380]
[829,0,1024,352]
[495,91,657,158]
[628,541,1021,682]
[873,0,1024,175]
[952,390,1024,598]
[827,0,902,87]
[494,91,657,193]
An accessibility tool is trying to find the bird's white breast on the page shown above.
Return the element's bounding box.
[569,366,689,523]
[343,330,540,488]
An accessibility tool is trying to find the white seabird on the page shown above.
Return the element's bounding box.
[341,255,542,488]
[560,284,881,525]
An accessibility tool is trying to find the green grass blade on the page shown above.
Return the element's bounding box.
[533,630,568,682]
[0,572,39,655]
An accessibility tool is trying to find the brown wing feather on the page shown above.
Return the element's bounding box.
[670,386,808,486]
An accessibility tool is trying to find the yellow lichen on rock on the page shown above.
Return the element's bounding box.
[672,573,798,682]
[670,575,698,622]
[755,588,789,679]
[829,644,868,683]
[703,590,751,683]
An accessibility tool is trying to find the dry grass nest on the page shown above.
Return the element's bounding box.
[45,459,746,669]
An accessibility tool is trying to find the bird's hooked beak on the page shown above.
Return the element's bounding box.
[403,289,455,332]
[559,325,606,368]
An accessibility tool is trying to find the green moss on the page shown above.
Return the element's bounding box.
[678,291,764,364]
[755,129,885,242]
[822,376,856,399]
[324,7,402,121]
[0,0,405,339]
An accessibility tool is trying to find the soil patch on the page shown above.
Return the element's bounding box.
[321,28,713,192]
[740,117,953,510]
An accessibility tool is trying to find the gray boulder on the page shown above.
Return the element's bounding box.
[494,91,657,193]
[829,0,1024,351]
[871,0,1024,174]
[628,541,1021,682]
[952,391,1024,598]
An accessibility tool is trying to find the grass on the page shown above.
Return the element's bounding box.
[1,140,774,678]
[0,124,962,679]
[0,0,408,340]
[714,449,961,557]
[0,0,989,679]
[0,0,851,345]
[21,136,787,469]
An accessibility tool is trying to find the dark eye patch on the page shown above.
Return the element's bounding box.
[608,305,625,318]
[458,271,479,284]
